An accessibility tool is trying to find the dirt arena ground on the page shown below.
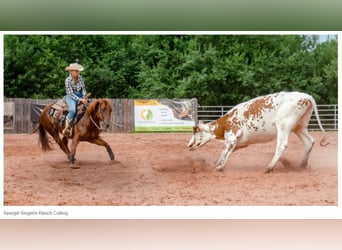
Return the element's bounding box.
[4,132,338,206]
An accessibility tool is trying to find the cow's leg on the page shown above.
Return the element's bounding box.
[293,108,316,168]
[89,137,115,161]
[216,131,237,171]
[294,128,315,168]
[266,127,290,173]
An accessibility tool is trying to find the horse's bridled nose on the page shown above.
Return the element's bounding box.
[101,121,110,131]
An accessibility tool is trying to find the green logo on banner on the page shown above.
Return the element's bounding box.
[140,109,153,120]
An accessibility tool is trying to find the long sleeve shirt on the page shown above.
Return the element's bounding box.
[65,75,87,101]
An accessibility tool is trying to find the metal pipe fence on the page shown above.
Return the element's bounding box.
[197,104,338,131]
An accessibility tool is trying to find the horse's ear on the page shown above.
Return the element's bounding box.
[94,100,100,111]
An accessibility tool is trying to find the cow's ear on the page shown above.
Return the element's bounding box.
[194,126,201,133]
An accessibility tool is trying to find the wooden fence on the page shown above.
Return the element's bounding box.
[4,98,135,133]
[3,98,338,133]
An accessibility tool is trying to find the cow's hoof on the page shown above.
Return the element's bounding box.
[300,162,309,169]
[215,167,224,172]
[264,168,273,173]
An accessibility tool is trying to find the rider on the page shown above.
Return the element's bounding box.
[62,63,88,136]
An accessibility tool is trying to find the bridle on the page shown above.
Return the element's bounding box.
[89,113,103,131]
[89,103,110,131]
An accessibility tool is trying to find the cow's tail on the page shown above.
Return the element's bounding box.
[310,96,329,147]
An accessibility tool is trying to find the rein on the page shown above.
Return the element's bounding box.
[89,113,103,131]
[110,121,125,128]
[89,111,124,129]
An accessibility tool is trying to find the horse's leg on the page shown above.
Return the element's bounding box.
[61,135,76,162]
[52,133,70,155]
[69,137,80,164]
[89,136,115,160]
[62,136,69,150]
[40,107,70,155]
[41,121,70,155]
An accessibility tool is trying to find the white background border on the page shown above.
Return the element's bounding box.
[1,31,341,219]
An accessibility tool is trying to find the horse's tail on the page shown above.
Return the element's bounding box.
[35,123,53,151]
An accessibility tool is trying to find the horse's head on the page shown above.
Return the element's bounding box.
[92,99,112,131]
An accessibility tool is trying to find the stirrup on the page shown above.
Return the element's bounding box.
[62,127,70,136]
[62,124,72,136]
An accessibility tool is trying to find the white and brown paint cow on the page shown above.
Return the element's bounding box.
[188,91,328,173]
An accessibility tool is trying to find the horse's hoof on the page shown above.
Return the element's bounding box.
[69,164,80,169]
[67,154,76,163]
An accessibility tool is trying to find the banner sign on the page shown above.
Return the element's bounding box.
[134,99,197,132]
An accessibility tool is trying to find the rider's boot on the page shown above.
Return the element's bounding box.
[62,119,72,136]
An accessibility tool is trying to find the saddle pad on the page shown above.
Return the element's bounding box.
[50,98,67,121]
[51,98,67,111]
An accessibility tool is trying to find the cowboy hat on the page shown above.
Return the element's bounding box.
[65,63,84,72]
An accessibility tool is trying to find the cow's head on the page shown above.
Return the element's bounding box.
[188,121,217,150]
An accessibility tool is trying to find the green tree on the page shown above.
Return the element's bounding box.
[4,34,337,105]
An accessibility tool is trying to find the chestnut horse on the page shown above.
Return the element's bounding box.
[33,98,114,167]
